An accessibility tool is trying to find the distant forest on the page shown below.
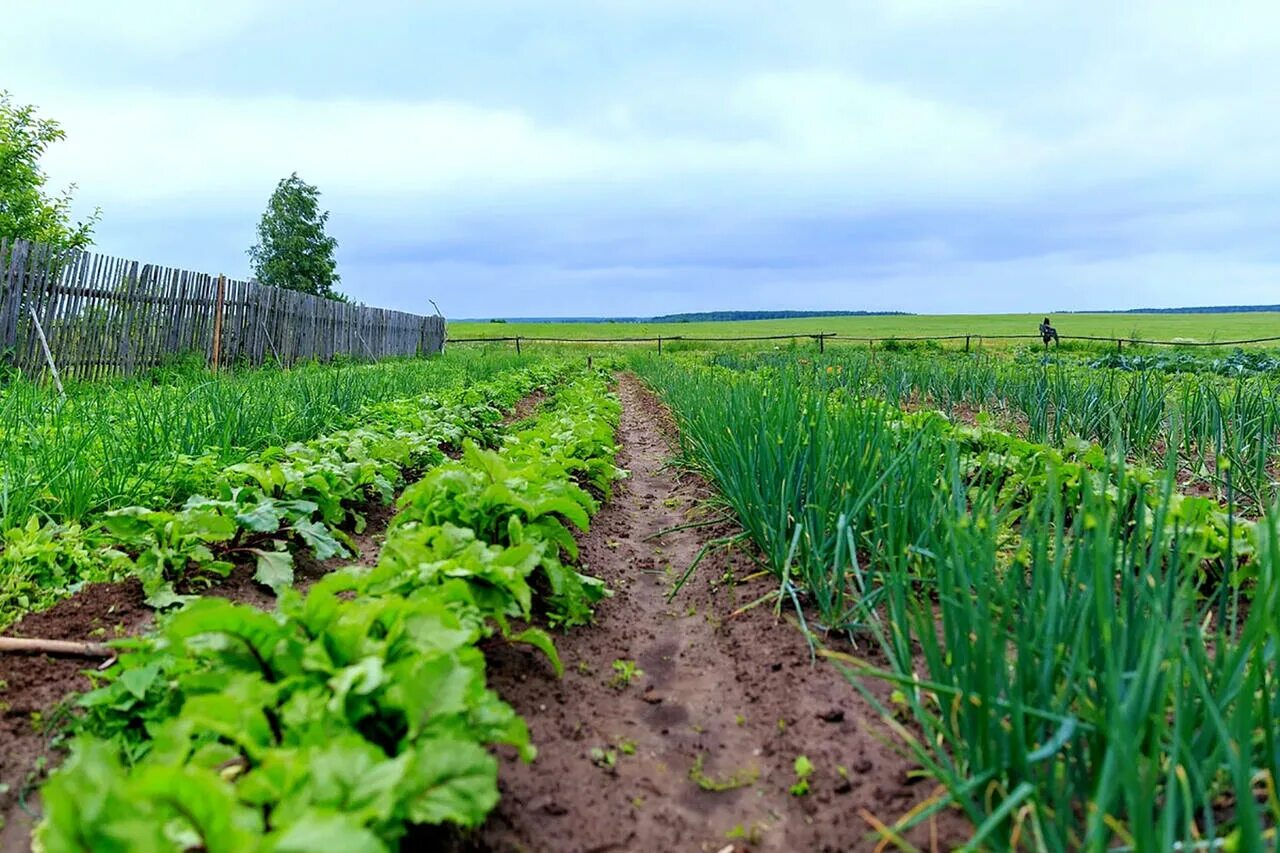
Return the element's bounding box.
[467,306,1280,323]
[648,309,912,322]
[1079,305,1280,315]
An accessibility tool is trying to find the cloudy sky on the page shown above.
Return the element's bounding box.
[4,2,1278,317]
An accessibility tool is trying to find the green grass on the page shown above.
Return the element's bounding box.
[450,312,1280,346]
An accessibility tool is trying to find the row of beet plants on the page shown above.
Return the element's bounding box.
[0,361,569,626]
[36,370,623,851]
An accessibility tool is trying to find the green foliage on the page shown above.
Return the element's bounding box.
[44,592,509,849]
[634,349,1279,849]
[843,471,1280,850]
[0,517,128,617]
[1089,347,1280,377]
[0,353,557,626]
[637,353,1262,637]
[391,376,622,627]
[0,91,99,251]
[589,747,617,771]
[37,367,624,846]
[0,352,532,531]
[789,755,813,796]
[608,659,642,690]
[247,173,341,299]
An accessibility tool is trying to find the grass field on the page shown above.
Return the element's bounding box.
[450,312,1280,344]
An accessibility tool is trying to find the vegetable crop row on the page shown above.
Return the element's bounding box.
[635,355,1258,631]
[35,370,623,851]
[711,348,1280,505]
[0,351,532,530]
[0,358,571,628]
[632,353,1278,849]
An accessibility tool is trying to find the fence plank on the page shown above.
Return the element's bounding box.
[0,238,445,380]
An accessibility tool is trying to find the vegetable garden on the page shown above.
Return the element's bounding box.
[1,341,1276,851]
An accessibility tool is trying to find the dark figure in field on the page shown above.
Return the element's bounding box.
[1039,317,1060,347]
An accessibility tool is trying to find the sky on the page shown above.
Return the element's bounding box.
[4,1,1279,318]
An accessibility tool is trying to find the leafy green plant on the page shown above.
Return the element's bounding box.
[609,659,643,690]
[789,755,813,796]
[589,747,618,772]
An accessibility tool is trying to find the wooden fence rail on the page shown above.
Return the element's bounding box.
[0,238,445,381]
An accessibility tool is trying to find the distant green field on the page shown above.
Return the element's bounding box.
[449,313,1280,346]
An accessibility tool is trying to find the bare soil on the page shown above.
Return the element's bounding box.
[450,375,969,852]
[504,388,547,424]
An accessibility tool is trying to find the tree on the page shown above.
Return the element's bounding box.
[0,91,99,251]
[247,173,343,299]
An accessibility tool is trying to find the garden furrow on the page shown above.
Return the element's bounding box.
[456,374,969,852]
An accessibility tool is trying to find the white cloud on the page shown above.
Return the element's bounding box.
[40,93,617,205]
[7,0,1280,313]
[39,69,1038,216]
[2,1,267,59]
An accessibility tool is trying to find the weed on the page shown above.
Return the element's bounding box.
[609,659,644,689]
[726,821,767,845]
[789,755,814,796]
[688,753,759,792]
[589,747,617,772]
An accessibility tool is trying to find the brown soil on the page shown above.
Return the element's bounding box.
[452,375,969,852]
[0,501,394,849]
[504,389,547,424]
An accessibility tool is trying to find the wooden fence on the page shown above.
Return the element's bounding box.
[0,238,446,381]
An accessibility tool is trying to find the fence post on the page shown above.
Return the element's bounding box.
[515,336,521,356]
[211,274,226,372]
[28,305,64,397]
[1117,338,1123,352]
[657,335,662,355]
[587,355,593,370]
[965,335,970,353]
[817,334,825,354]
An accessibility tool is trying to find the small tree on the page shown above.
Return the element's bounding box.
[0,91,99,251]
[247,173,342,299]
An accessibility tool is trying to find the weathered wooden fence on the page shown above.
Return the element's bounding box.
[0,238,445,381]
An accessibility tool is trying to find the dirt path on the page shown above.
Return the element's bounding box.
[463,375,967,852]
